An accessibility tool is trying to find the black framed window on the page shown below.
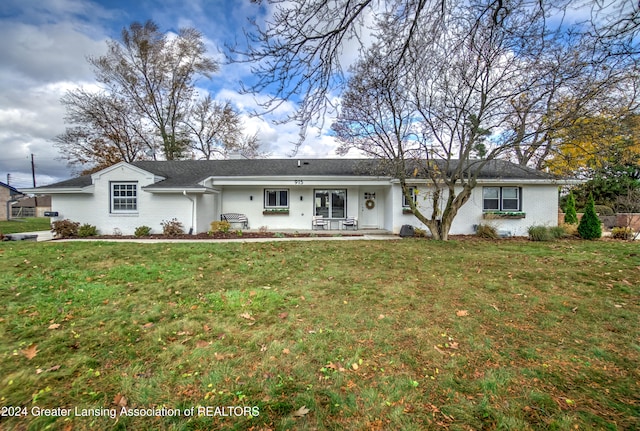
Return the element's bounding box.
[264,189,289,208]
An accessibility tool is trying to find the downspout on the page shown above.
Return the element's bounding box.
[6,196,19,221]
[183,191,195,235]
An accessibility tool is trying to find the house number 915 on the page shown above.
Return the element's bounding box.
[294,180,304,185]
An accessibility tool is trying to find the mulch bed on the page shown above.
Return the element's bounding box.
[67,232,366,240]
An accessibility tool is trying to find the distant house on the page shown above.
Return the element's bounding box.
[25,159,568,236]
[11,195,52,218]
[1,181,24,221]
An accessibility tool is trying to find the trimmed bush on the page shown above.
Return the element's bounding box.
[134,225,152,237]
[209,220,231,233]
[475,224,499,239]
[564,192,578,225]
[578,195,602,240]
[77,224,98,237]
[160,218,184,237]
[51,219,80,238]
[611,226,634,240]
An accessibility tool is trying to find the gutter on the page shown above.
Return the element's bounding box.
[183,191,195,235]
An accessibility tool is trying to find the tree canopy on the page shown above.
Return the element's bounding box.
[57,20,261,173]
[237,0,640,146]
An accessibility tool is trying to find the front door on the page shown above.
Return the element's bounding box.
[360,191,379,228]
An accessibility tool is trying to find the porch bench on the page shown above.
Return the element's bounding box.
[221,213,249,229]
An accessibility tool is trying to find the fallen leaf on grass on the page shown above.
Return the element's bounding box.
[142,322,154,329]
[326,362,346,372]
[240,312,255,321]
[37,365,61,374]
[196,340,209,348]
[214,352,229,361]
[433,345,447,355]
[22,344,38,360]
[48,323,61,330]
[282,348,290,355]
[456,310,469,317]
[292,405,310,417]
[113,393,127,407]
[278,312,289,320]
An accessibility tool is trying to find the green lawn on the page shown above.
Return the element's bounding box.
[0,218,51,234]
[0,239,638,430]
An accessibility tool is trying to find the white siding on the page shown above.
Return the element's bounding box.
[49,165,206,235]
[219,186,363,230]
[393,183,559,236]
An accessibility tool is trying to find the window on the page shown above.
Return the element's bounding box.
[402,187,417,208]
[315,189,346,218]
[264,189,289,208]
[483,187,521,211]
[111,182,138,213]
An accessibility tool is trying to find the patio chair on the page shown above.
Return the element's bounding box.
[312,215,328,230]
[342,217,358,230]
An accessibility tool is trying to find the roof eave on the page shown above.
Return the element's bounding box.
[21,185,95,194]
[142,186,219,194]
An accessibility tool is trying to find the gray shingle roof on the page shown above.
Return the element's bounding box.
[38,158,556,189]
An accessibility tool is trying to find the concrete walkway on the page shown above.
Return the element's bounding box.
[19,230,399,243]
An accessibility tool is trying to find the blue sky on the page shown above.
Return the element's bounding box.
[0,0,342,188]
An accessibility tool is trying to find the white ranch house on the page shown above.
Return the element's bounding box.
[27,159,564,236]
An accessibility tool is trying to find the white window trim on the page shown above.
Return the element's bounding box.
[264,189,289,209]
[402,186,417,208]
[111,182,138,214]
[483,186,522,212]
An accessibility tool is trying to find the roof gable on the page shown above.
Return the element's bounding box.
[91,161,162,181]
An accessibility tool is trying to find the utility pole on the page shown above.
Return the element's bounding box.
[31,154,38,208]
[31,154,36,187]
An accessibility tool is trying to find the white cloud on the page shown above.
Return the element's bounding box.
[0,0,357,189]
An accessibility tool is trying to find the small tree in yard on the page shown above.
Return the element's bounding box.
[564,191,578,224]
[578,194,601,239]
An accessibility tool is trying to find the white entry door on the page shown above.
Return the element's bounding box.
[360,191,379,228]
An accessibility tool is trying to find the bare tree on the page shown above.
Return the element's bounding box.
[87,20,218,160]
[236,1,596,143]
[589,0,640,56]
[333,1,580,239]
[188,96,242,159]
[507,32,638,169]
[55,90,154,173]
